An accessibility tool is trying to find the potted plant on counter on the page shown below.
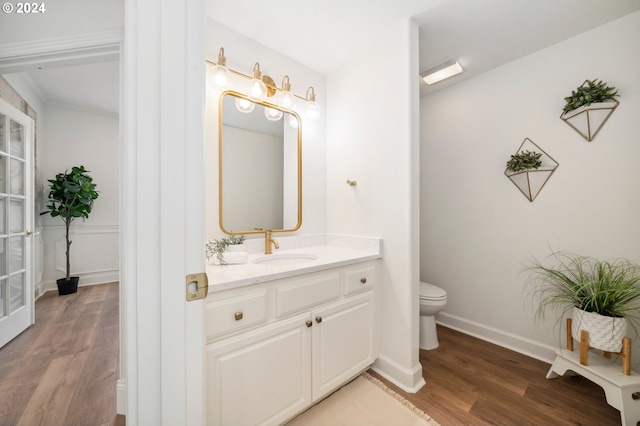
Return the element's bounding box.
[525,251,640,353]
[206,234,246,265]
[41,166,99,295]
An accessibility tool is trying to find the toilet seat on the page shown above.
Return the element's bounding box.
[420,282,446,301]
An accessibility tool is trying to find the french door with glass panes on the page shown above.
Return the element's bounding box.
[0,98,34,349]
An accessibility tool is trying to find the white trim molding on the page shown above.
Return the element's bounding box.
[371,354,426,393]
[437,312,557,364]
[0,29,122,74]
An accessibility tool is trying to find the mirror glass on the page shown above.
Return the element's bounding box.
[219,91,302,234]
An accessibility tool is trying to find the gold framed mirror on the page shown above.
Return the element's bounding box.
[218,91,302,235]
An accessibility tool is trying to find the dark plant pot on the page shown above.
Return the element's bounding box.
[57,276,79,295]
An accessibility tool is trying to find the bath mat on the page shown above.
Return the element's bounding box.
[286,372,440,425]
[362,371,440,426]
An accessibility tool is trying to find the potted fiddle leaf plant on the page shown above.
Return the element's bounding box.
[525,251,640,353]
[41,166,99,295]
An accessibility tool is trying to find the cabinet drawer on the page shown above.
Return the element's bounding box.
[344,262,377,295]
[276,272,341,317]
[206,290,268,338]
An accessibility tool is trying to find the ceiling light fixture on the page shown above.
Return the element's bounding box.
[420,59,464,85]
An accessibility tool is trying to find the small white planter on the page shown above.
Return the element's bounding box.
[571,306,627,352]
[222,243,248,265]
[225,243,246,252]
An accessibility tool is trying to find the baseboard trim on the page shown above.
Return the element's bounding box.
[36,272,119,300]
[437,312,557,364]
[117,379,127,415]
[371,354,426,393]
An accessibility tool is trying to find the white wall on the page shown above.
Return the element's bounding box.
[420,11,640,362]
[326,19,423,392]
[205,20,326,240]
[40,104,119,292]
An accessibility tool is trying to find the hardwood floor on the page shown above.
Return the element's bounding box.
[369,325,622,426]
[0,282,124,426]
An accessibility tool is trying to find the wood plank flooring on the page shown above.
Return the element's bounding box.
[2,285,623,425]
[369,325,622,426]
[0,282,124,426]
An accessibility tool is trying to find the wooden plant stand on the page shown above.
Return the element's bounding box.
[564,318,632,375]
[546,318,640,426]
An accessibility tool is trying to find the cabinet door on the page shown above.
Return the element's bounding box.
[311,291,378,401]
[207,313,312,426]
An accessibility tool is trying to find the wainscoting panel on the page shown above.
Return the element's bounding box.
[39,224,119,295]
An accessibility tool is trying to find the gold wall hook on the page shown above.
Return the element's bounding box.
[346,180,357,186]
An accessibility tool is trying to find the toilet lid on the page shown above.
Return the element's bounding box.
[420,282,447,300]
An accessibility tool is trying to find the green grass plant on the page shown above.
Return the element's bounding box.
[525,251,640,336]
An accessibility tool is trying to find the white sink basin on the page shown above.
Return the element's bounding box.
[252,253,319,266]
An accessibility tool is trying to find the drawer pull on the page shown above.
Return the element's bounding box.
[234,311,243,321]
[306,320,312,328]
[316,316,322,324]
[360,278,367,284]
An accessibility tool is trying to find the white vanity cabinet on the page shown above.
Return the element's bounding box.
[205,260,379,426]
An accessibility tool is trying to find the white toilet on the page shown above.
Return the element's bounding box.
[419,282,447,350]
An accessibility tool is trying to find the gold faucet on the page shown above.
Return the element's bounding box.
[264,230,279,254]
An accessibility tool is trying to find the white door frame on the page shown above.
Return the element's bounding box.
[123,0,206,424]
[1,0,207,422]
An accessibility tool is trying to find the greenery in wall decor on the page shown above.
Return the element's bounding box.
[562,79,619,114]
[206,233,246,265]
[506,150,542,173]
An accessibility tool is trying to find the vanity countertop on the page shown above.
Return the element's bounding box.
[206,235,382,292]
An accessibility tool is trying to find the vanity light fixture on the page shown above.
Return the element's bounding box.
[247,63,268,100]
[420,58,464,85]
[209,47,232,90]
[305,87,321,120]
[280,75,296,110]
[206,47,322,119]
[235,96,255,113]
[264,106,283,121]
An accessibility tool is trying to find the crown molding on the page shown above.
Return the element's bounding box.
[0,29,122,73]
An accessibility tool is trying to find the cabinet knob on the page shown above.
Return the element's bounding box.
[315,316,322,324]
[234,311,243,321]
[360,278,367,284]
[306,320,312,328]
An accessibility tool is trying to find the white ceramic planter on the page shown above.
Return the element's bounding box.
[571,306,627,352]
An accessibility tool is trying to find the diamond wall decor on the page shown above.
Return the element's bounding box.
[505,138,559,202]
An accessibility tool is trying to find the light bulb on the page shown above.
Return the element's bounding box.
[235,97,255,113]
[209,65,231,90]
[288,114,299,128]
[247,63,268,100]
[209,47,232,90]
[305,87,321,120]
[264,107,283,121]
[280,76,296,110]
